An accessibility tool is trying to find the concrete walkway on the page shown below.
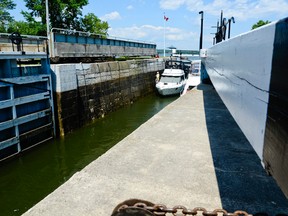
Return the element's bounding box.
[23,84,288,216]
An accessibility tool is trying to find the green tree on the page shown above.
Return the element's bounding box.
[21,0,108,36]
[23,0,88,30]
[252,20,271,30]
[7,20,45,35]
[81,13,109,35]
[0,0,16,32]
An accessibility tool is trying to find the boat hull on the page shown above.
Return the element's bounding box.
[156,64,186,96]
[156,84,185,96]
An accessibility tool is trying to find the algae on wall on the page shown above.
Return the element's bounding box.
[52,59,164,136]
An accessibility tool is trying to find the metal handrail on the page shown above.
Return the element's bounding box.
[0,33,47,40]
[50,27,156,45]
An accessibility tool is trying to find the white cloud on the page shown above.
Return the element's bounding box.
[159,0,187,10]
[160,0,288,21]
[108,24,198,49]
[127,5,134,10]
[101,11,121,21]
[109,25,159,40]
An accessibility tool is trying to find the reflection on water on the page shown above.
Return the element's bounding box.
[0,93,177,216]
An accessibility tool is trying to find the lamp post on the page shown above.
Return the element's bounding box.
[199,11,204,50]
[45,0,51,56]
[45,0,50,38]
[228,17,235,39]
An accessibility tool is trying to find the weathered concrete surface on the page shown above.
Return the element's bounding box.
[51,59,164,136]
[23,84,288,216]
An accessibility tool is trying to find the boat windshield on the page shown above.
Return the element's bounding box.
[160,76,182,83]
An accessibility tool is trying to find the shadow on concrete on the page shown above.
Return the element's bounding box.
[199,84,288,216]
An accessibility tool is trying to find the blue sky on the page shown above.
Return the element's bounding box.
[11,0,288,50]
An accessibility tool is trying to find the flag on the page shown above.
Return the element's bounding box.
[164,15,169,21]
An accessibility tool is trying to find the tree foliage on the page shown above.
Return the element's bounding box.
[0,0,109,36]
[7,20,46,35]
[0,0,16,30]
[252,20,271,30]
[81,13,109,35]
[22,0,109,35]
[23,0,88,29]
[0,0,45,36]
[0,0,15,21]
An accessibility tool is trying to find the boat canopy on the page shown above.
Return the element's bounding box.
[162,68,185,77]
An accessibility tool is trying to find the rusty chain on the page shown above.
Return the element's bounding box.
[112,201,252,216]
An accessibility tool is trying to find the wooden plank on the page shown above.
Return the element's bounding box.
[0,137,19,150]
[0,51,47,59]
[0,82,12,87]
[0,108,51,131]
[0,92,50,109]
[21,137,53,151]
[20,122,52,138]
[0,74,50,85]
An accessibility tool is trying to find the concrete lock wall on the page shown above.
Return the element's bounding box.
[51,59,164,136]
[202,23,275,159]
[202,17,288,197]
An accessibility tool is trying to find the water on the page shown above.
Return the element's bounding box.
[0,93,177,216]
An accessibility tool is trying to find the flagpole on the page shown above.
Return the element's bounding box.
[164,13,166,57]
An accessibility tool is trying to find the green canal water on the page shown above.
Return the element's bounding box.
[0,93,177,216]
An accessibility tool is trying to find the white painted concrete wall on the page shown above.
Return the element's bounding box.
[51,59,165,93]
[202,22,276,160]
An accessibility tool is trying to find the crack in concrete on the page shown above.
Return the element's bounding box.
[208,65,240,86]
[233,74,269,93]
[207,63,269,94]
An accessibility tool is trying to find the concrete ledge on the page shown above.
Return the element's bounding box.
[24,84,288,215]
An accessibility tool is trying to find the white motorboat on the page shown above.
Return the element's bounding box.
[156,60,186,96]
[181,60,201,96]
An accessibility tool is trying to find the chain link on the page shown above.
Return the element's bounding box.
[112,201,252,216]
